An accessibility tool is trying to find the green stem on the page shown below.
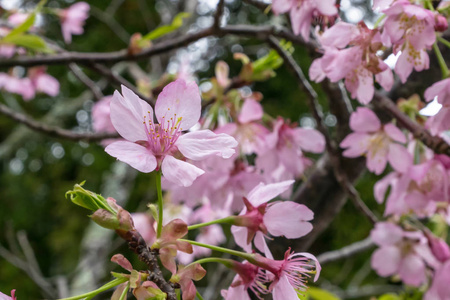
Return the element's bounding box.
[119,282,130,300]
[196,291,204,300]
[438,36,450,50]
[155,171,164,238]
[58,277,128,300]
[188,257,236,269]
[179,239,254,262]
[373,14,386,29]
[187,216,236,230]
[424,0,434,10]
[433,42,450,79]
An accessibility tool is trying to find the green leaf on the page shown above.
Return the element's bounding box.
[1,34,52,53]
[142,12,191,41]
[378,293,401,300]
[5,0,47,37]
[307,287,341,300]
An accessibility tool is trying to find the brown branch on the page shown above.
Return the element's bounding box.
[267,35,378,225]
[115,229,176,300]
[214,0,226,30]
[69,63,104,101]
[0,103,119,142]
[317,237,375,264]
[373,92,450,156]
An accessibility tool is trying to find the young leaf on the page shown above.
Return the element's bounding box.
[142,12,191,41]
[307,287,341,300]
[2,34,52,53]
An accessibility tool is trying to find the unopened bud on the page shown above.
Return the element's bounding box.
[427,234,450,262]
[435,15,449,32]
[65,181,112,212]
[128,33,151,55]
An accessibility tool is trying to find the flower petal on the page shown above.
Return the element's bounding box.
[293,128,325,153]
[155,79,201,130]
[176,130,237,160]
[247,180,294,207]
[398,254,426,287]
[350,107,381,133]
[272,275,299,300]
[388,143,412,173]
[371,246,401,276]
[105,141,157,173]
[264,202,313,239]
[384,123,406,143]
[238,99,264,123]
[161,155,204,187]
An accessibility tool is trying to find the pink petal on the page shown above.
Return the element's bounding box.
[388,143,412,173]
[247,180,294,207]
[375,66,394,92]
[349,107,381,133]
[35,74,60,96]
[340,133,371,157]
[264,202,313,239]
[374,173,397,204]
[253,231,267,253]
[238,99,264,123]
[315,0,338,15]
[161,155,204,187]
[371,246,401,276]
[395,51,414,83]
[155,79,201,131]
[384,123,406,143]
[370,222,403,246]
[221,285,250,300]
[309,58,326,82]
[231,225,252,253]
[105,141,157,173]
[111,254,133,271]
[366,147,388,175]
[272,275,299,300]
[110,88,152,142]
[398,254,426,286]
[320,22,358,48]
[293,128,325,153]
[176,130,237,160]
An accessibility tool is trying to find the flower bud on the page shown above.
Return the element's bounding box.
[65,181,111,212]
[427,234,450,262]
[435,15,448,32]
[128,33,151,55]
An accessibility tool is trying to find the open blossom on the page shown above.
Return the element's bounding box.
[105,80,238,187]
[27,67,60,97]
[370,222,439,286]
[170,264,206,300]
[0,290,16,300]
[256,118,325,182]
[424,78,450,135]
[92,96,115,133]
[59,2,90,43]
[221,261,269,299]
[340,107,411,175]
[231,181,313,252]
[310,22,393,104]
[381,0,436,82]
[272,0,338,41]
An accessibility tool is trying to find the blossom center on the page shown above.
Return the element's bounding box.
[142,109,182,156]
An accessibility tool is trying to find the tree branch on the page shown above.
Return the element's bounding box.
[317,237,375,264]
[0,103,119,142]
[214,0,225,30]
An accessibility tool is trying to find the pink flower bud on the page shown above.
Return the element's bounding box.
[428,234,450,263]
[435,15,449,32]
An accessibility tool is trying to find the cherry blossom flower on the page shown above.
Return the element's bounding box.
[340,107,411,175]
[216,98,269,155]
[92,96,116,133]
[256,118,325,183]
[310,22,393,104]
[252,247,321,299]
[370,222,439,286]
[231,180,313,252]
[105,80,238,187]
[28,67,60,97]
[0,290,16,300]
[272,0,338,41]
[425,260,450,300]
[59,2,90,44]
[221,261,269,299]
[380,0,436,82]
[424,78,450,135]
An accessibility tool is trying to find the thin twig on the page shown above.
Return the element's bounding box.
[69,63,104,101]
[317,237,375,264]
[0,103,119,141]
[214,0,226,29]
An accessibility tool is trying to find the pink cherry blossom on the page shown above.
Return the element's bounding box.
[425,260,450,300]
[216,98,269,155]
[221,261,268,299]
[28,67,60,97]
[0,290,16,300]
[170,264,206,300]
[340,107,411,175]
[370,222,439,286]
[59,2,90,44]
[231,180,313,252]
[310,22,393,104]
[426,107,450,136]
[272,0,338,41]
[92,96,116,133]
[105,80,238,187]
[252,247,321,299]
[381,0,436,82]
[256,118,325,181]
[425,78,450,106]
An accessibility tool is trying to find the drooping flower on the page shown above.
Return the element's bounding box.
[231,180,313,252]
[272,0,338,41]
[380,0,436,82]
[170,263,206,300]
[59,2,90,44]
[221,261,269,299]
[370,222,439,286]
[340,107,411,175]
[105,80,238,187]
